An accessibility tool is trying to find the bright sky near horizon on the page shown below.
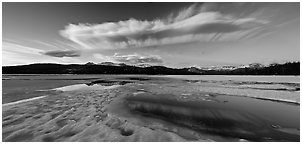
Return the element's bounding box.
[2,2,300,67]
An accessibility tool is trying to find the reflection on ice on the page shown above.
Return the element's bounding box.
[123,93,300,141]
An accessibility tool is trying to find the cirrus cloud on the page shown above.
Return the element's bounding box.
[94,53,163,65]
[111,53,163,64]
[60,3,269,50]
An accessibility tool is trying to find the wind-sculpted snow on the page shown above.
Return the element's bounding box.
[2,75,300,142]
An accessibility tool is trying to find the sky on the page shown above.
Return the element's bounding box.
[2,2,300,67]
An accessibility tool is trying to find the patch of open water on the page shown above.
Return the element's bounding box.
[113,93,299,141]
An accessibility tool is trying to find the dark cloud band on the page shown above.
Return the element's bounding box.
[43,50,80,57]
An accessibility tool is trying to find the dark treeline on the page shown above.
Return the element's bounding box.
[2,63,194,75]
[2,62,300,75]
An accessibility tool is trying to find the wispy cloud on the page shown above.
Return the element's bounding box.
[3,41,44,55]
[111,53,163,64]
[2,40,84,66]
[3,3,298,67]
[94,53,163,65]
[60,3,269,50]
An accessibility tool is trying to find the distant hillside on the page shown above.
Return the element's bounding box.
[199,62,300,75]
[2,62,300,75]
[2,63,194,75]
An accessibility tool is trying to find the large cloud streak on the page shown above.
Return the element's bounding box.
[60,3,270,50]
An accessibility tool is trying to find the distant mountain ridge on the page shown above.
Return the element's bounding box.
[2,62,300,75]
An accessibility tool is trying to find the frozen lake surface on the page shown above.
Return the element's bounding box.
[2,74,300,141]
[165,75,300,83]
[2,74,300,104]
[165,75,300,104]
